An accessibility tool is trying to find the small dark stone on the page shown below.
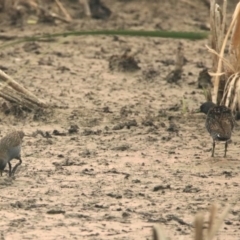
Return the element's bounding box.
[47,209,65,214]
[122,212,130,218]
[89,0,111,19]
[132,179,141,183]
[94,204,107,209]
[106,193,122,199]
[167,123,178,133]
[153,184,171,191]
[11,201,24,208]
[166,69,182,83]
[183,185,200,193]
[109,52,140,72]
[112,123,125,130]
[53,130,67,136]
[142,120,156,127]
[68,125,79,134]
[111,144,130,151]
[82,129,101,136]
[125,119,137,128]
[103,106,112,113]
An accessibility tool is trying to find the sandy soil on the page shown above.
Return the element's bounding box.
[0,0,240,239]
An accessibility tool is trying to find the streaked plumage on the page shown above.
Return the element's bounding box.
[200,102,234,157]
[0,131,24,176]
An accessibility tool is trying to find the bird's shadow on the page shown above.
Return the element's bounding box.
[199,156,240,171]
[205,156,238,163]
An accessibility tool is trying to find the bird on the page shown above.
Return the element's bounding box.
[0,130,25,177]
[200,102,234,157]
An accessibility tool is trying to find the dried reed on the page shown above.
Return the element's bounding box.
[152,203,231,240]
[208,0,240,114]
[0,69,47,109]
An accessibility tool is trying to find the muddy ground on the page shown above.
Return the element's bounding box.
[0,0,240,239]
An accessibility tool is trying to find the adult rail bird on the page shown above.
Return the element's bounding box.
[0,130,25,177]
[200,102,234,157]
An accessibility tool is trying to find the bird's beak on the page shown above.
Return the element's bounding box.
[192,108,201,114]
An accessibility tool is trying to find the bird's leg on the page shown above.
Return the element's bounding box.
[8,162,12,177]
[211,140,215,157]
[224,141,228,158]
[11,158,22,176]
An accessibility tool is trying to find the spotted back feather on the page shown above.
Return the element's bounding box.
[206,106,234,141]
[0,131,24,170]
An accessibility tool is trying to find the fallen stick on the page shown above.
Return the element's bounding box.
[0,69,47,108]
[55,0,72,22]
[79,0,91,17]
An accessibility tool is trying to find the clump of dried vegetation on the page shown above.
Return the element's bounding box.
[0,69,47,110]
[0,0,74,24]
[152,203,231,240]
[208,0,240,114]
[0,0,111,24]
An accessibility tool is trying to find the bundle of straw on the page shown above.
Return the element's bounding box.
[208,0,240,114]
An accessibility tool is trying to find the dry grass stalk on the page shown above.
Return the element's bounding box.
[221,3,240,112]
[180,0,198,8]
[152,225,167,240]
[207,203,231,240]
[230,3,240,55]
[208,0,240,114]
[152,203,231,240]
[79,0,91,17]
[1,0,72,23]
[40,10,71,24]
[194,203,231,240]
[194,213,204,240]
[206,45,234,73]
[217,2,240,104]
[224,73,239,107]
[234,78,240,110]
[0,85,36,109]
[210,0,227,104]
[0,69,47,109]
[206,204,217,239]
[55,0,72,22]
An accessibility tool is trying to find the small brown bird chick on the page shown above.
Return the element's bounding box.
[0,131,24,177]
[200,102,234,157]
